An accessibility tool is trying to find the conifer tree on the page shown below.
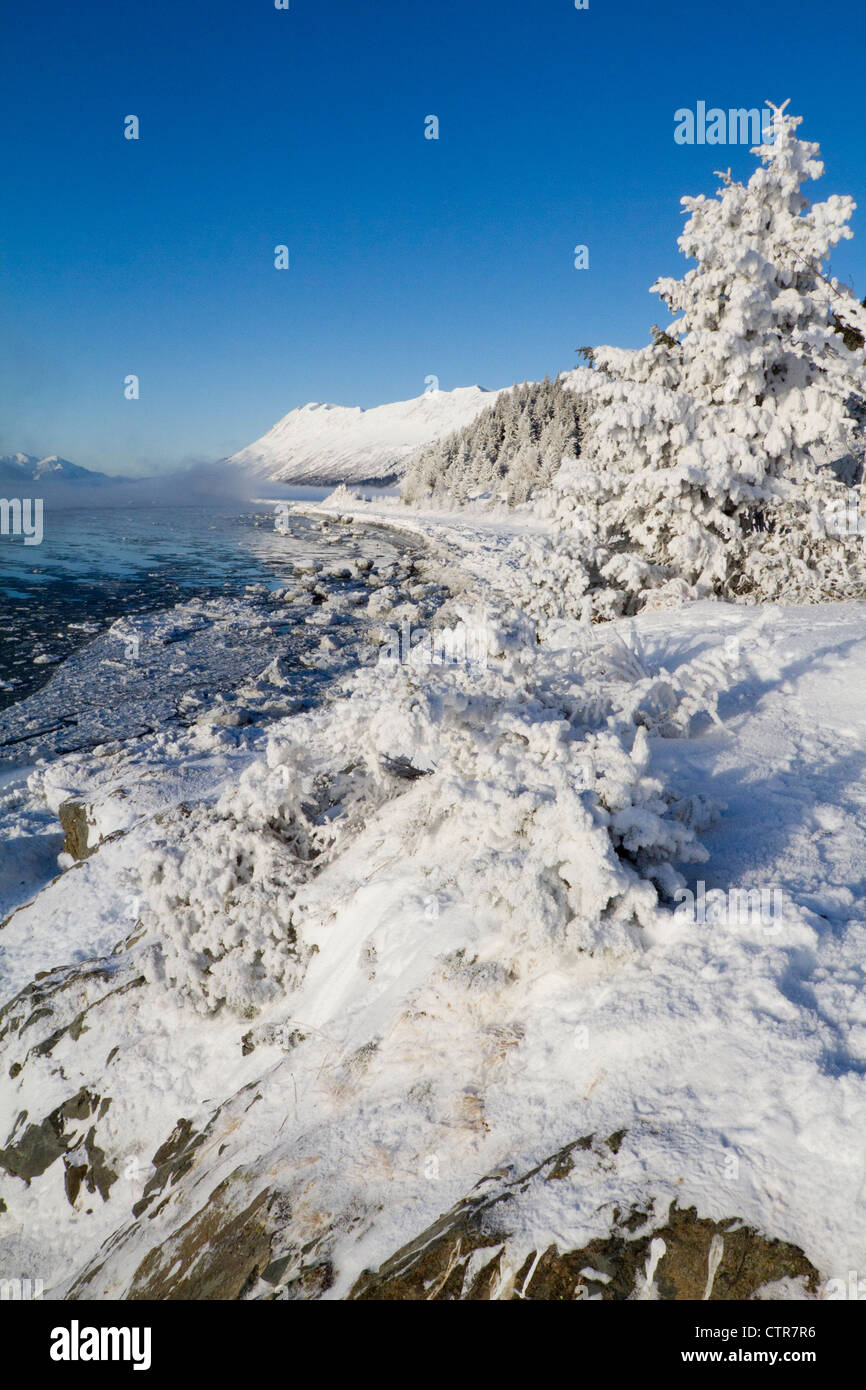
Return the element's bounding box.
[557,101,866,614]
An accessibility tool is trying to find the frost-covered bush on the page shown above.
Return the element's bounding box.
[323,483,364,510]
[139,745,389,1014]
[135,594,739,1015]
[548,102,866,617]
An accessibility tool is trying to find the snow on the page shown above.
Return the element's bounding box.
[2,491,866,1300]
[3,104,866,1302]
[228,385,507,484]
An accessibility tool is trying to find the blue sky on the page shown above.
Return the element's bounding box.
[2,0,865,475]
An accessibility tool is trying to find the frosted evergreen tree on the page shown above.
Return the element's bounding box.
[556,101,866,616]
[402,376,584,505]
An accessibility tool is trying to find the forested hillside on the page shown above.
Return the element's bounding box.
[401,375,584,505]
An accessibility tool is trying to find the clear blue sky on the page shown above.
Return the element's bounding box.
[2,0,865,475]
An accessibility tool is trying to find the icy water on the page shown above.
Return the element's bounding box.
[0,496,450,924]
[0,500,332,709]
[0,499,435,767]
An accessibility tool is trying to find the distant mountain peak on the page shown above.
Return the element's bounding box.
[0,453,114,486]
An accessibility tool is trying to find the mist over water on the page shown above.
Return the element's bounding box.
[1,459,326,510]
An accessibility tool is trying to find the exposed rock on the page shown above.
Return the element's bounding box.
[132,1118,208,1219]
[125,1178,275,1300]
[58,799,97,860]
[46,1117,821,1302]
[349,1135,820,1301]
[0,956,146,1217]
[380,754,432,780]
[63,1127,117,1206]
[0,958,145,1073]
[510,1207,819,1302]
[0,1087,116,1206]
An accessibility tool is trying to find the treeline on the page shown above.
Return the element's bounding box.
[401,375,584,505]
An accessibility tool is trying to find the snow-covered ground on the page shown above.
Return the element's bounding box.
[2,495,865,1300]
[228,385,506,484]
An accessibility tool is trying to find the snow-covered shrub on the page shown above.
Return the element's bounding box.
[135,591,742,1016]
[38,574,751,1026]
[550,102,866,617]
[323,483,364,510]
[138,744,390,1014]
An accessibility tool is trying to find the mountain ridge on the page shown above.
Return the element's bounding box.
[0,453,116,487]
[228,384,508,484]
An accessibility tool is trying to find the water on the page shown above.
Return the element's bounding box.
[0,499,332,709]
[0,495,449,926]
[0,498,439,766]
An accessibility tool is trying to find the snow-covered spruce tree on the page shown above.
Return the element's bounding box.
[402,376,585,506]
[554,101,866,618]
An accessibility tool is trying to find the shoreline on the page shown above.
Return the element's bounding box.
[3,496,866,1299]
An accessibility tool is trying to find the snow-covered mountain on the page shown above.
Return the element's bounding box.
[228,385,506,484]
[0,453,115,487]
